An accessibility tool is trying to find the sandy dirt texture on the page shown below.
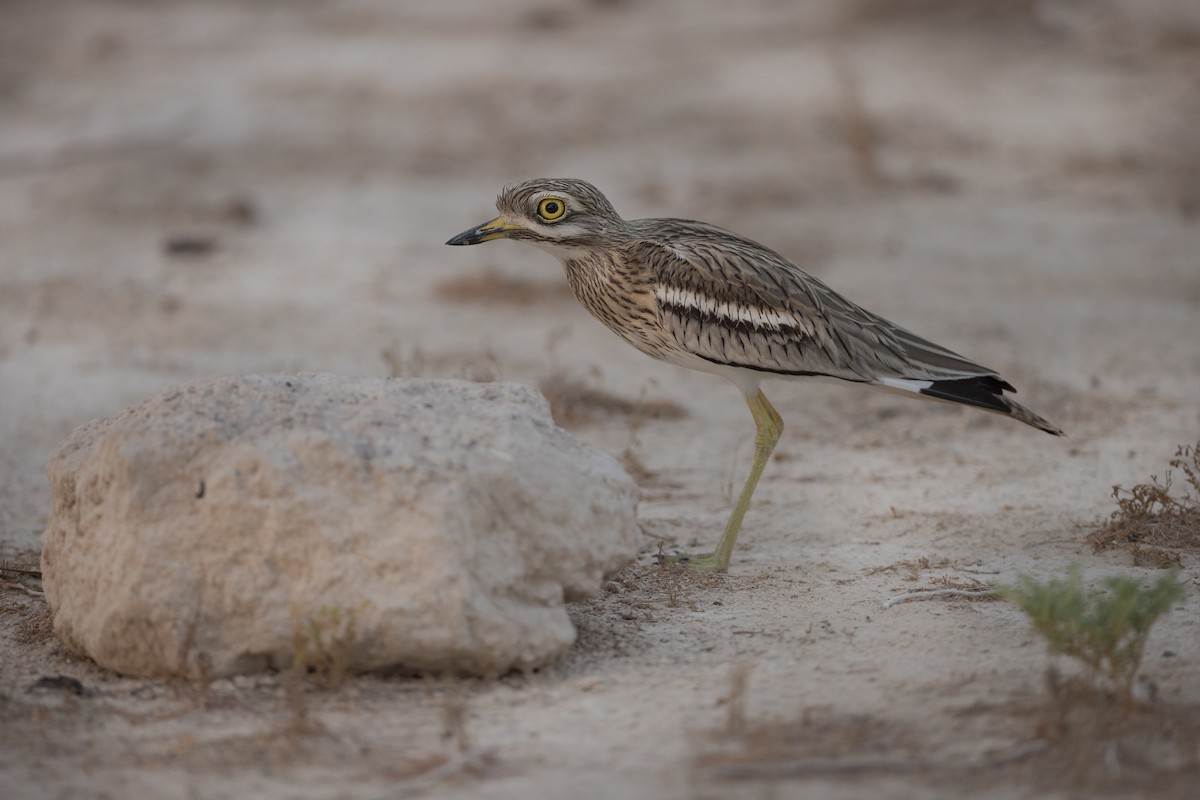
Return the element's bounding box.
[2,1,1199,798]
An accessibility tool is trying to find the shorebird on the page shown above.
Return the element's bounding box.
[446,178,1062,572]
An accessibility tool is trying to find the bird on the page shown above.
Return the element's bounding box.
[446,178,1063,573]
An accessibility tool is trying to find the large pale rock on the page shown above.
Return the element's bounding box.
[42,374,640,678]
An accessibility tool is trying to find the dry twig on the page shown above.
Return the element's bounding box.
[882,588,997,609]
[1,580,44,598]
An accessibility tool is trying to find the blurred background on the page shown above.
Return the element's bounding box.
[2,4,1200,796]
[1,0,1198,543]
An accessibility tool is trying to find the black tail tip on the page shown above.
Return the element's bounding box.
[918,377,1063,436]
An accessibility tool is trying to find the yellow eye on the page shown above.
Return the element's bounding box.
[537,197,567,221]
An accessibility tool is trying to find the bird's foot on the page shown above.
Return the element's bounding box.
[656,550,729,574]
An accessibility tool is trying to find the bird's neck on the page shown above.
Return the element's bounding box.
[560,249,620,295]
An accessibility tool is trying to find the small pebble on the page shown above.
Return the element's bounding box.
[28,675,84,695]
[164,234,218,257]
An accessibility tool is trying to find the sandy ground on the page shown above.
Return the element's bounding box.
[2,1,1199,798]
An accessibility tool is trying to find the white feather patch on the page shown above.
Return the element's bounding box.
[655,285,814,335]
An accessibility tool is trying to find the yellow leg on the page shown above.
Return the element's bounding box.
[675,389,783,573]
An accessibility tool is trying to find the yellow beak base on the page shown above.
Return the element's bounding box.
[445,217,524,246]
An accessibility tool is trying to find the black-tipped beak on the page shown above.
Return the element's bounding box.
[445,216,523,246]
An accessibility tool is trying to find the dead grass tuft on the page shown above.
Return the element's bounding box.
[828,47,883,187]
[0,557,51,645]
[284,604,363,731]
[1002,672,1200,797]
[436,679,472,753]
[10,601,53,646]
[573,562,727,621]
[867,555,955,581]
[700,679,1200,794]
[538,327,686,435]
[724,663,752,736]
[290,605,361,690]
[538,372,686,429]
[380,343,503,383]
[842,0,1040,28]
[698,705,919,780]
[0,561,42,579]
[540,372,636,427]
[1089,441,1200,566]
[431,268,573,306]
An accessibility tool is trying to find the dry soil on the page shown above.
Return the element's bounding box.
[2,2,1199,798]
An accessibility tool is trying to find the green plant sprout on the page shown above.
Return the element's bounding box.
[1000,566,1184,693]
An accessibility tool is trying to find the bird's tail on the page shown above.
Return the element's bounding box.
[997,395,1064,436]
[880,375,1064,436]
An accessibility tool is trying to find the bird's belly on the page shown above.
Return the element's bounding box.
[600,307,682,363]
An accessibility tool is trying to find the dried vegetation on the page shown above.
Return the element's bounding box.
[1089,442,1200,567]
[431,268,574,307]
[696,664,1200,797]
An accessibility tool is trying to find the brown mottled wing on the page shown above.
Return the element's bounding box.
[629,218,998,383]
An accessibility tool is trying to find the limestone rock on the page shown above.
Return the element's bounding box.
[41,374,640,678]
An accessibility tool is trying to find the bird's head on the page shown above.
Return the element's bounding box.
[445,178,624,258]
